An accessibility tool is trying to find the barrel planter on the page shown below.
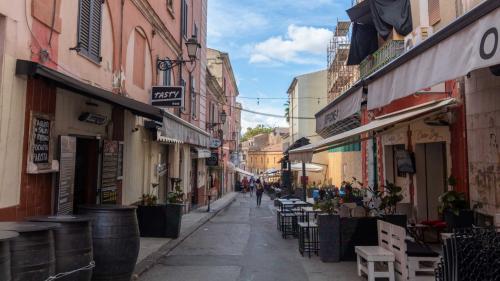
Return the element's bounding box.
[78,205,139,281]
[28,216,93,281]
[0,222,59,281]
[165,203,183,239]
[0,231,19,281]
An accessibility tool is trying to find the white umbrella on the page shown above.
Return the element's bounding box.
[290,163,324,173]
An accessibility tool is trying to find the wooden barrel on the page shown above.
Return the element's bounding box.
[0,231,19,281]
[0,222,59,281]
[28,216,93,281]
[78,205,139,281]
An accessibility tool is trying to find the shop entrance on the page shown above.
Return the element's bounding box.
[73,138,100,212]
[415,142,447,222]
[191,159,198,207]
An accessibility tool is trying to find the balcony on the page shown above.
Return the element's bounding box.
[359,40,404,79]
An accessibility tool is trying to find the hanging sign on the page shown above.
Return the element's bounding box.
[209,138,222,148]
[206,153,219,166]
[151,86,184,108]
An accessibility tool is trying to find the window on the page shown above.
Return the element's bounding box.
[193,23,198,39]
[181,79,186,111]
[77,0,103,63]
[181,0,188,38]
[133,30,146,88]
[428,0,441,26]
[190,74,196,118]
[163,63,172,86]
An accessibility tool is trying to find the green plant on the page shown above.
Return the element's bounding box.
[313,197,340,215]
[140,194,158,206]
[447,175,457,187]
[167,179,184,204]
[379,181,404,215]
[438,190,467,216]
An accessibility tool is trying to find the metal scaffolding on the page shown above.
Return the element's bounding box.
[327,21,359,102]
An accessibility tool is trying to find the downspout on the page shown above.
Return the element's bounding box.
[119,0,124,94]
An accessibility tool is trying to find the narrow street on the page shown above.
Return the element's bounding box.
[139,194,358,281]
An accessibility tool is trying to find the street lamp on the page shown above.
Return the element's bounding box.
[208,110,227,130]
[157,35,201,71]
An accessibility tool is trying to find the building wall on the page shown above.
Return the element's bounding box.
[328,151,362,187]
[247,151,282,174]
[465,67,500,223]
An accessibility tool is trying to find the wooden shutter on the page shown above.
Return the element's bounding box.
[78,0,102,63]
[428,0,441,26]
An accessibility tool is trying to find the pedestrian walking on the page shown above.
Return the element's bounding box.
[256,179,264,207]
[242,176,249,194]
[249,176,255,197]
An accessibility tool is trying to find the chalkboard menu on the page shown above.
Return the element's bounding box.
[101,140,119,204]
[56,136,77,215]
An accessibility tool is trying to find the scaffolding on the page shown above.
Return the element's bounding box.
[327,21,359,102]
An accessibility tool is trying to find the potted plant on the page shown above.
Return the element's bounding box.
[379,181,406,227]
[438,190,473,231]
[136,185,170,237]
[165,178,184,238]
[314,197,341,262]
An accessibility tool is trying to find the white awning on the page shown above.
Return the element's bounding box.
[367,4,500,110]
[290,99,455,162]
[192,148,211,159]
[234,168,255,177]
[157,130,183,144]
[290,163,324,173]
[162,111,210,147]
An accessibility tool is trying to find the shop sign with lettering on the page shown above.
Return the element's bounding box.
[151,86,184,108]
[27,112,55,173]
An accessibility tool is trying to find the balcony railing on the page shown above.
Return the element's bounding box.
[359,40,404,79]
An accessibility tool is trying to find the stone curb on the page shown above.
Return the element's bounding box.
[132,193,238,279]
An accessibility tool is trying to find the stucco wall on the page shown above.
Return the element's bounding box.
[465,68,500,223]
[327,151,362,187]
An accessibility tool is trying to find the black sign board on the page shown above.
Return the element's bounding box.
[101,140,119,204]
[56,136,76,215]
[395,150,415,174]
[151,86,184,108]
[33,117,51,164]
[206,153,219,167]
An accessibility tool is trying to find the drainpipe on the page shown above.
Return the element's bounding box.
[119,0,124,94]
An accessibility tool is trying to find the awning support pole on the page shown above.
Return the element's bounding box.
[302,161,306,202]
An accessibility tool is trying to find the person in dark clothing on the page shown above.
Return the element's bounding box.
[256,179,264,207]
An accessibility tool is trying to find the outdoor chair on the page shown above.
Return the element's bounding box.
[297,209,319,257]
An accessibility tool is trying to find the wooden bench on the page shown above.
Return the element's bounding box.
[355,245,395,281]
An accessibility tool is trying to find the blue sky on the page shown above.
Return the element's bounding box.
[207,0,351,132]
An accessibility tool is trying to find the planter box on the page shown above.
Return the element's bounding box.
[318,214,341,262]
[137,205,168,237]
[444,209,474,231]
[339,217,378,261]
[165,204,183,239]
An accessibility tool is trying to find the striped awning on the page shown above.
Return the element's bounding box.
[157,131,183,144]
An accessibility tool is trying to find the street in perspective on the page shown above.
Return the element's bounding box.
[0,0,499,281]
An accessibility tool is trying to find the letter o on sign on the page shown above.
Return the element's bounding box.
[480,27,498,60]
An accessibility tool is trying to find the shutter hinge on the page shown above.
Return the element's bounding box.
[69,42,82,52]
[99,56,103,62]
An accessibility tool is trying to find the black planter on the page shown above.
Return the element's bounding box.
[137,205,168,237]
[444,209,474,231]
[165,204,183,239]
[382,214,407,228]
[339,217,378,261]
[318,214,341,262]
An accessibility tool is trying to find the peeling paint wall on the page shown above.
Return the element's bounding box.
[465,68,500,225]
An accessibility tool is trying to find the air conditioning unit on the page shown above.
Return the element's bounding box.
[404,26,433,51]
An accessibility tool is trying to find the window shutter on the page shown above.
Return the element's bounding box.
[77,0,102,63]
[428,0,441,26]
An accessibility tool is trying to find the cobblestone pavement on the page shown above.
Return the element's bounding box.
[139,193,360,281]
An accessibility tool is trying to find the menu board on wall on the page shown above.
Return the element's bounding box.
[101,140,119,204]
[56,136,77,215]
[27,112,55,173]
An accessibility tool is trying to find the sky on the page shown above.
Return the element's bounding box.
[207,0,352,133]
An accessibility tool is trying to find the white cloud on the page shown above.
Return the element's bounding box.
[249,25,331,65]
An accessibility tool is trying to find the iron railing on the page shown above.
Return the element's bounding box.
[359,40,404,79]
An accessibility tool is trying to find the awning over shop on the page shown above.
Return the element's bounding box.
[157,130,183,144]
[315,87,363,138]
[15,60,163,121]
[290,163,324,173]
[192,148,211,159]
[234,168,255,177]
[162,112,210,147]
[366,1,500,110]
[264,168,279,175]
[289,99,455,162]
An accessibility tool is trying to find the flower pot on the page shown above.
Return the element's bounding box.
[443,209,474,231]
[137,205,168,237]
[165,204,183,239]
[382,214,407,228]
[318,214,341,262]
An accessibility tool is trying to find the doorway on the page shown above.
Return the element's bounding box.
[415,142,447,222]
[191,159,198,207]
[73,138,100,212]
